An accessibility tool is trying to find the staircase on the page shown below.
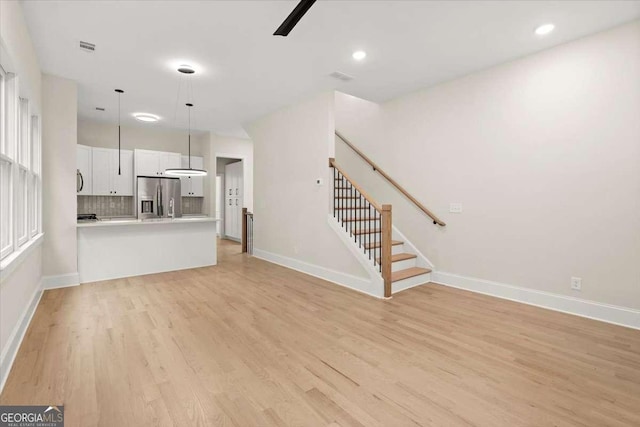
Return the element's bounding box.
[330,158,432,297]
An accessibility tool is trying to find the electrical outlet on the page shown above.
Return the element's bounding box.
[449,203,462,213]
[571,277,582,291]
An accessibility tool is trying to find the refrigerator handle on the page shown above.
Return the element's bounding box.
[168,198,175,219]
[157,184,163,217]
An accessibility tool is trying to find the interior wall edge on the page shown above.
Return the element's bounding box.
[41,273,80,289]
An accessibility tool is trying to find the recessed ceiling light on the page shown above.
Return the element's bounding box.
[177,64,196,74]
[133,113,160,123]
[352,50,367,61]
[535,23,555,36]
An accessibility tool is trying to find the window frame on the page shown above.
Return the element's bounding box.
[0,64,42,263]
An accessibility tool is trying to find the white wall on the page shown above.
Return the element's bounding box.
[0,0,41,112]
[247,92,369,285]
[42,74,78,283]
[0,0,44,391]
[0,246,42,390]
[336,21,640,311]
[77,119,207,156]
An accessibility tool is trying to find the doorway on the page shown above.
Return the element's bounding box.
[215,157,243,241]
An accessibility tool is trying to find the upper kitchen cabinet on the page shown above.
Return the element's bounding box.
[77,144,93,195]
[180,155,204,197]
[135,149,180,177]
[92,147,134,196]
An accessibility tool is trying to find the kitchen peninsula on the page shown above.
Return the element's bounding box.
[77,216,218,283]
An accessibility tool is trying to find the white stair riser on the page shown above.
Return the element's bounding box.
[392,272,431,293]
[392,257,417,272]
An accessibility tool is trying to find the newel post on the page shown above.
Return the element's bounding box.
[381,204,392,298]
[242,207,248,253]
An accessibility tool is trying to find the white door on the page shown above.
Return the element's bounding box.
[77,145,93,195]
[215,175,223,235]
[224,161,243,239]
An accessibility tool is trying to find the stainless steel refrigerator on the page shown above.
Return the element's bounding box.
[137,176,182,219]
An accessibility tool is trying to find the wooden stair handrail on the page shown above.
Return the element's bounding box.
[335,131,446,226]
[329,158,392,297]
[329,158,382,212]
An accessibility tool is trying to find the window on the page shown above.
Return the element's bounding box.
[0,64,42,262]
[0,158,12,257]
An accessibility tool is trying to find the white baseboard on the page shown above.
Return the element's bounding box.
[42,272,80,289]
[431,271,640,330]
[0,282,43,393]
[253,248,383,298]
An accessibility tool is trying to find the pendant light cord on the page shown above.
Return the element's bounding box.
[188,104,192,169]
[116,89,123,175]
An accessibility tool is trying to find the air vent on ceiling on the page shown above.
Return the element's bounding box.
[329,71,354,82]
[95,107,105,111]
[79,41,95,52]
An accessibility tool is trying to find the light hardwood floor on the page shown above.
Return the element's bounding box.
[2,239,639,426]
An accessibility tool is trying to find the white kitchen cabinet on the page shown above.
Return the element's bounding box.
[224,161,243,240]
[160,152,181,175]
[134,149,181,177]
[180,155,204,197]
[134,150,160,177]
[77,144,93,195]
[92,147,133,196]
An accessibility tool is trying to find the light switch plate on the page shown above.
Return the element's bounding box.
[449,203,462,213]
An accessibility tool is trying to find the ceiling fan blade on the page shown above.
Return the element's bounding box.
[273,0,317,36]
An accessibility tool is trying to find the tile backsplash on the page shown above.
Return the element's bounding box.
[78,196,134,217]
[78,195,204,217]
[182,197,204,215]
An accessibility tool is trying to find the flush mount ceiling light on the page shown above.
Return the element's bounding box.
[165,103,208,177]
[177,64,196,74]
[352,50,367,61]
[535,23,555,36]
[133,113,160,122]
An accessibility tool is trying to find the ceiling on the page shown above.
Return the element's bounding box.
[22,1,640,138]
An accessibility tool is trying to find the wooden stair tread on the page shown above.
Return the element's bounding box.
[391,267,432,282]
[364,240,403,250]
[376,253,417,263]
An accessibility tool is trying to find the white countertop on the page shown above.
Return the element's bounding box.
[77,216,220,228]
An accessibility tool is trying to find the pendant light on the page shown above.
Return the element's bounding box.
[165,103,207,177]
[115,89,124,175]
